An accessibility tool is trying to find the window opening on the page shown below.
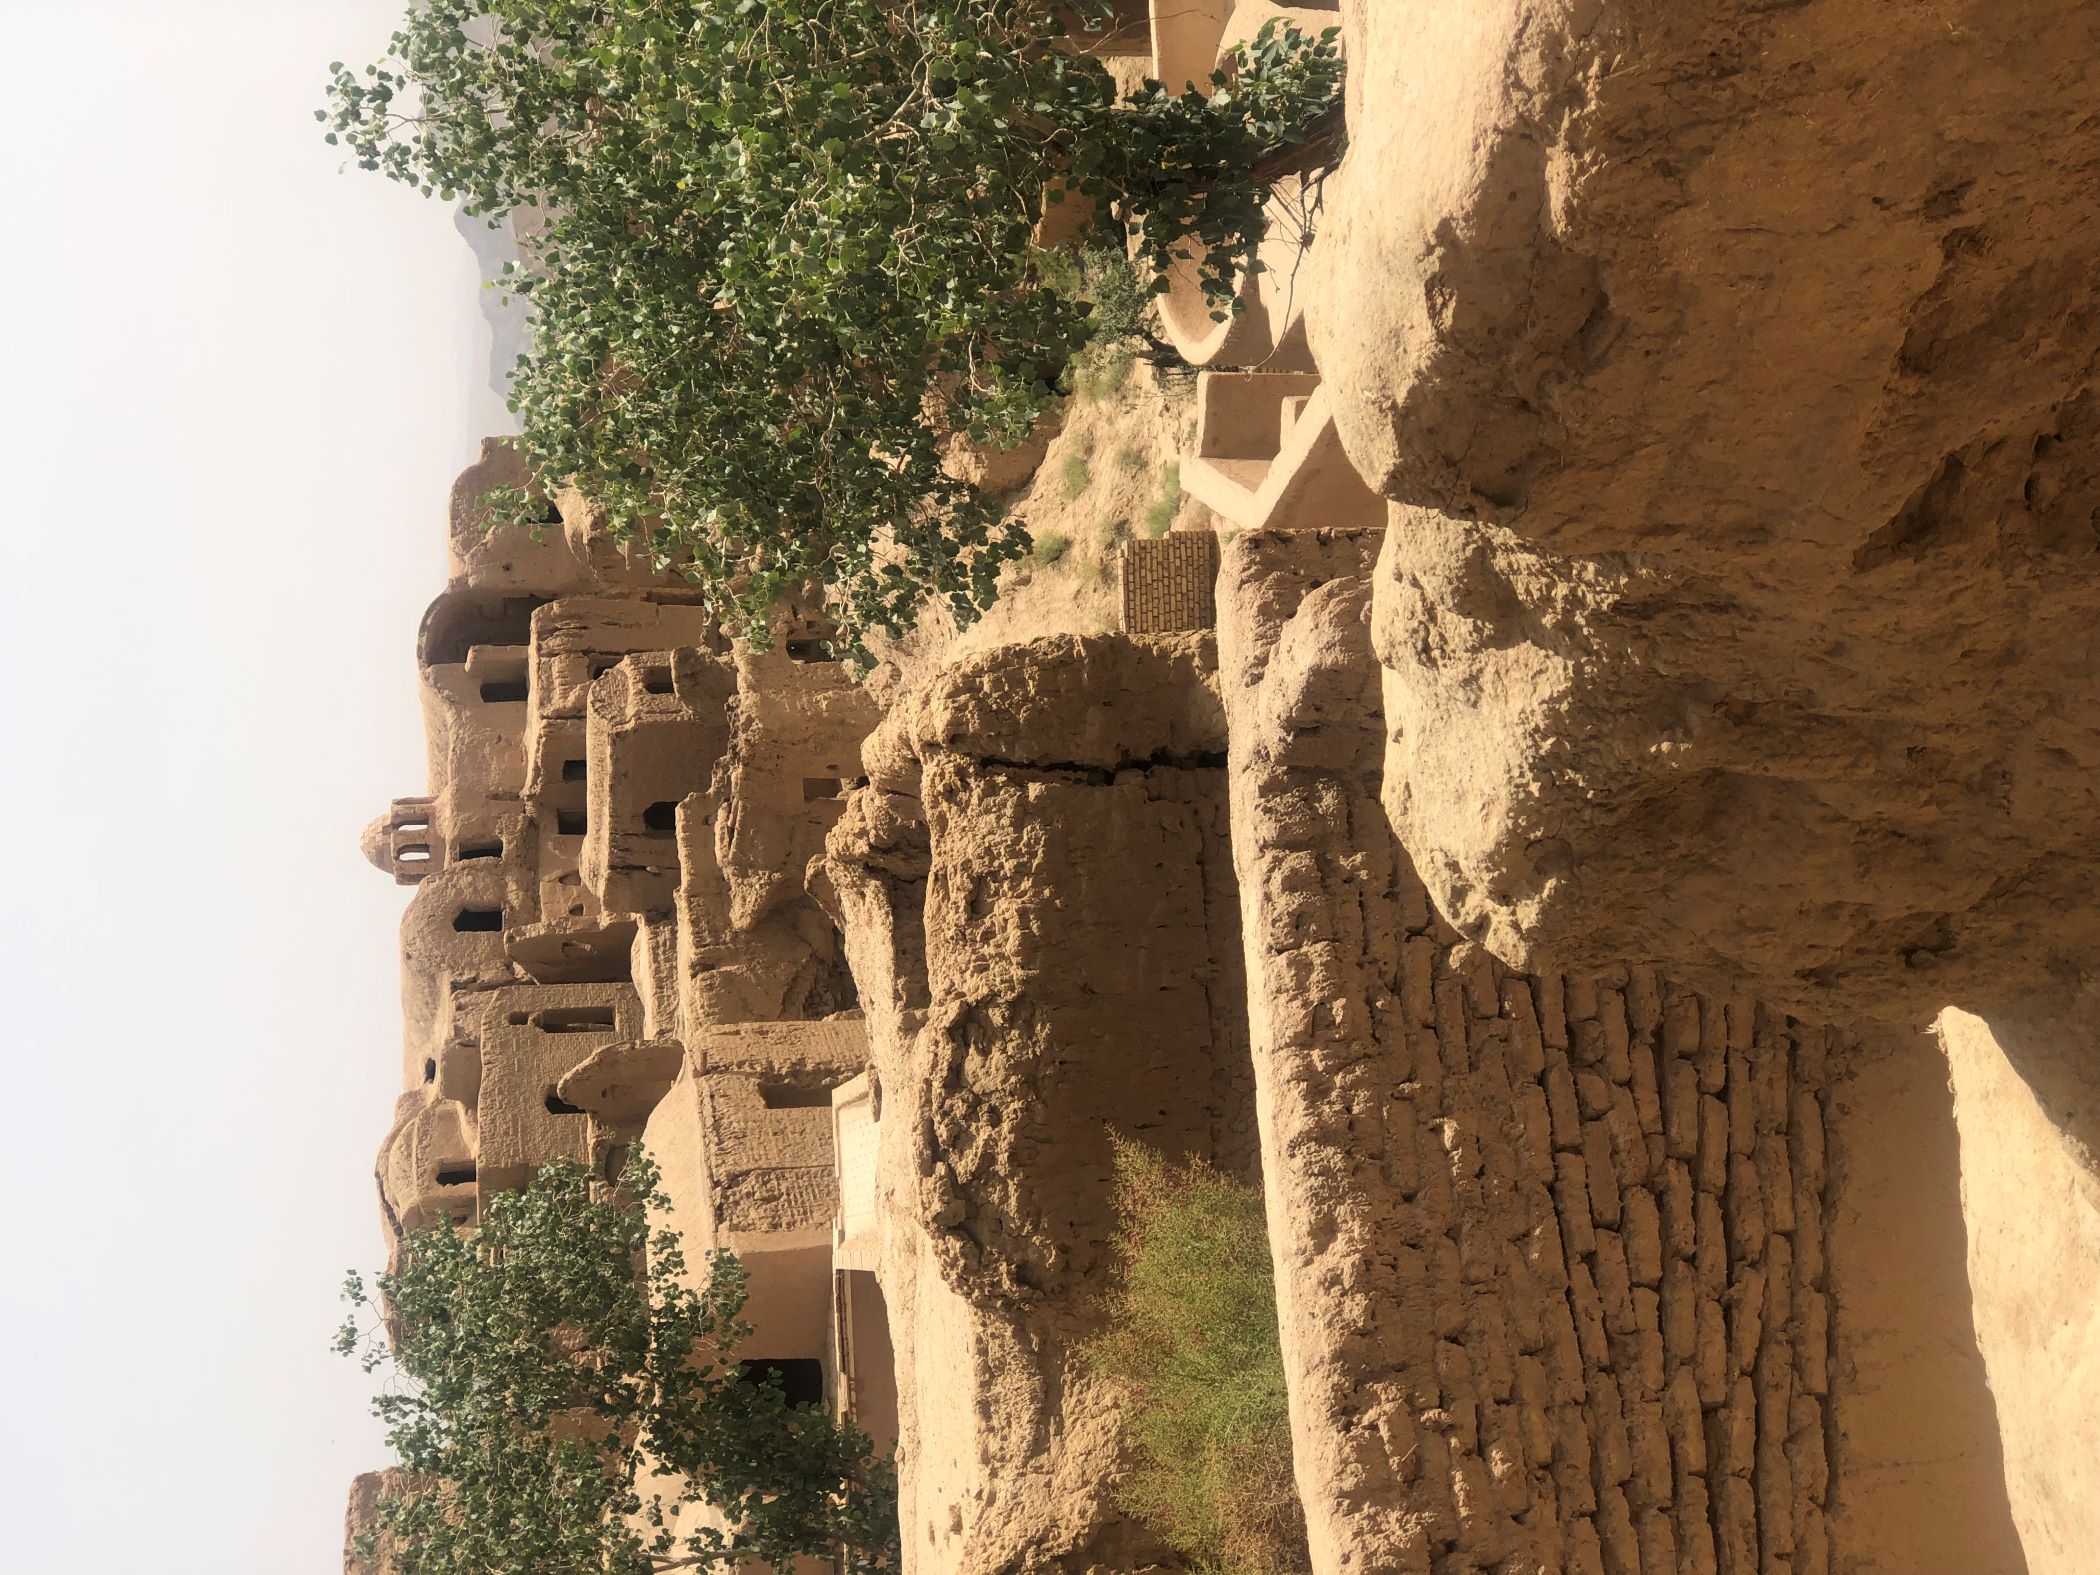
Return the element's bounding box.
[423,1058,437,1083]
[398,845,432,863]
[802,778,842,802]
[784,639,828,662]
[544,1090,586,1116]
[479,679,529,704]
[459,841,502,860]
[453,908,504,933]
[759,1082,835,1109]
[556,809,587,837]
[561,759,587,782]
[435,1163,477,1187]
[737,1357,825,1411]
[641,665,675,694]
[643,801,678,833]
[538,1007,615,1032]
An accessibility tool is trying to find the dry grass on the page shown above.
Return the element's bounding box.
[1085,1139,1309,1575]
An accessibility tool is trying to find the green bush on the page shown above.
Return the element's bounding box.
[337,1153,898,1574]
[321,2,1342,655]
[1061,452,1094,500]
[1031,530,1070,566]
[1077,344,1136,401]
[1085,1139,1307,1575]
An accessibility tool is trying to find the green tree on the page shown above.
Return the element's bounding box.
[321,1,1341,654]
[1085,1138,1307,1575]
[336,1153,897,1573]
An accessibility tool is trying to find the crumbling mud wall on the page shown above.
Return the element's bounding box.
[825,633,1254,1575]
[1217,529,2024,1575]
[1304,0,2100,1144]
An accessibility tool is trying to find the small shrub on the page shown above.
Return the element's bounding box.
[1080,243,1151,346]
[1078,346,1135,401]
[1061,452,1094,500]
[1115,444,1149,475]
[1032,531,1071,566]
[1141,462,1184,537]
[1085,1139,1307,1575]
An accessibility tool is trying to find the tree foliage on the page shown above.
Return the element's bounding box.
[336,1153,897,1573]
[321,1,1342,653]
[1084,1138,1307,1575]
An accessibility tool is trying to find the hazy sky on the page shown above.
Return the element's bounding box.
[0,3,506,1568]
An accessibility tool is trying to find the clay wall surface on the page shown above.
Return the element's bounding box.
[1941,1008,2100,1574]
[1216,529,2023,1575]
[581,649,732,916]
[1300,0,2100,1151]
[824,632,1251,1575]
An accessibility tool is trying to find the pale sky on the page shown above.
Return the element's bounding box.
[0,4,509,1569]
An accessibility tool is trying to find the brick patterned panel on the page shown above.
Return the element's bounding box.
[1121,532,1220,633]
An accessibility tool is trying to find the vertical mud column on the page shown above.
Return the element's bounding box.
[1220,530,2020,1575]
[827,633,1255,1575]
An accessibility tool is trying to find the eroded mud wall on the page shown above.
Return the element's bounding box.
[1218,529,2022,1575]
[827,634,1253,1575]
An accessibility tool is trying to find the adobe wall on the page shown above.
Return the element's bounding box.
[1941,1008,2100,1574]
[1305,0,2100,1170]
[824,633,1254,1575]
[1217,528,2024,1575]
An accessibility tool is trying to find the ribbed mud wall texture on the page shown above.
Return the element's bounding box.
[1121,532,1221,634]
[1220,530,1840,1575]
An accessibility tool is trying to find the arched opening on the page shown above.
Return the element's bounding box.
[544,1090,586,1116]
[643,801,679,833]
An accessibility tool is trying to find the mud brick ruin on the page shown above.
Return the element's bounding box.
[347,2,2100,1570]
